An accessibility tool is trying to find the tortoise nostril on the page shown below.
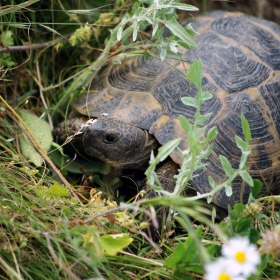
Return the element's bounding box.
[83,127,93,138]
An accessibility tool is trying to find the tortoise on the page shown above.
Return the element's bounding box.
[56,11,280,209]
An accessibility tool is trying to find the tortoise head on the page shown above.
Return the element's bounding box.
[82,118,158,169]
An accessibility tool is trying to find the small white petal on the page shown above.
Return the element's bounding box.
[221,237,260,277]
[205,259,245,280]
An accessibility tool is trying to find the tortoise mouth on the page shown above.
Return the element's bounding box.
[84,146,150,169]
[101,154,150,169]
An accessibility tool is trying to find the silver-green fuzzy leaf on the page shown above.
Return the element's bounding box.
[18,110,52,167]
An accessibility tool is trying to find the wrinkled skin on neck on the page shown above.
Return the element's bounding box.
[82,118,159,169]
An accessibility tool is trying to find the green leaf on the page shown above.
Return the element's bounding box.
[206,244,219,258]
[165,227,203,273]
[201,91,213,101]
[250,179,262,199]
[149,184,164,192]
[177,40,192,51]
[235,135,251,153]
[194,126,206,140]
[49,183,70,197]
[188,133,197,153]
[18,110,52,167]
[207,195,213,203]
[161,17,198,49]
[49,147,111,175]
[99,233,133,256]
[165,242,188,268]
[241,113,252,142]
[208,176,216,189]
[219,155,234,177]
[160,46,167,61]
[179,115,192,133]
[35,184,75,203]
[239,153,249,169]
[181,97,198,108]
[239,170,254,186]
[157,138,181,162]
[224,184,232,197]
[186,59,202,90]
[259,253,274,271]
[1,31,14,46]
[206,127,218,142]
[117,25,124,41]
[236,219,253,235]
[235,135,246,151]
[218,220,231,237]
[36,183,70,198]
[199,143,214,158]
[160,3,198,12]
[152,22,159,37]
[184,23,200,36]
[132,22,139,41]
[1,31,16,67]
[229,203,245,221]
[135,6,144,16]
[249,228,260,243]
[197,113,212,125]
[256,214,269,221]
[138,0,151,4]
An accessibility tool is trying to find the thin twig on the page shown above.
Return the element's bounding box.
[0,34,72,54]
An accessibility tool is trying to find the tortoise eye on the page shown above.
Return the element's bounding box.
[103,134,117,144]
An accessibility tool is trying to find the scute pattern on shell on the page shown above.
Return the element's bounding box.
[108,56,165,91]
[186,33,272,94]
[74,11,280,208]
[210,16,280,70]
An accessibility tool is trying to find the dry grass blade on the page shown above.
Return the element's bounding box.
[0,96,83,204]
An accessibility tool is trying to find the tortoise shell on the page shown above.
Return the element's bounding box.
[74,11,280,208]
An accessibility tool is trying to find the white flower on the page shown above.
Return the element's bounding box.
[205,258,245,280]
[222,237,260,277]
